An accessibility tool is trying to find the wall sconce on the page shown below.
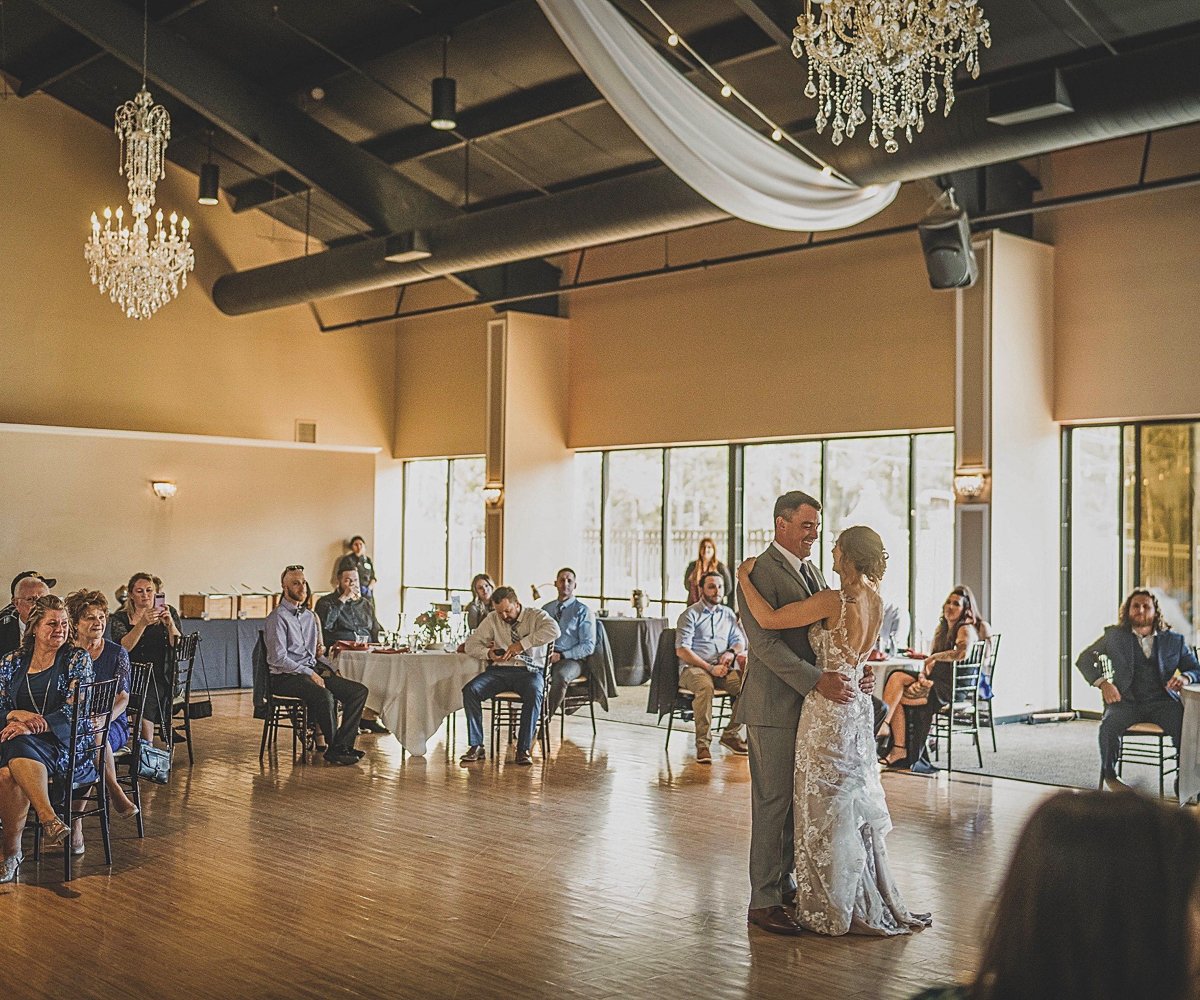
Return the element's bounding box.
[151,481,178,500]
[482,484,503,507]
[953,469,991,504]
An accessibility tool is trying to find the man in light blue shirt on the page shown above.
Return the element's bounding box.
[677,572,747,764]
[541,567,597,721]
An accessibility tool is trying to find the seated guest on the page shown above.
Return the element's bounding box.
[66,589,139,855]
[541,567,597,721]
[677,572,747,764]
[879,585,988,770]
[0,571,53,658]
[0,596,95,883]
[110,572,182,742]
[265,566,367,766]
[315,568,381,646]
[1076,588,1200,791]
[336,535,377,604]
[910,790,1200,1000]
[466,573,495,632]
[460,587,560,767]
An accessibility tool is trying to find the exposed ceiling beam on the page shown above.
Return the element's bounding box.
[227,16,775,215]
[268,0,525,101]
[16,0,210,98]
[728,0,804,49]
[29,0,456,235]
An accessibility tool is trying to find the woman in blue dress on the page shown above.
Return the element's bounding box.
[0,595,95,883]
[67,589,139,855]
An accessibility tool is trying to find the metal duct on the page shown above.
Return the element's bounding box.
[213,34,1200,316]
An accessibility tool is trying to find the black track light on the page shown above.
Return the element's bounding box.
[198,129,220,206]
[430,36,457,131]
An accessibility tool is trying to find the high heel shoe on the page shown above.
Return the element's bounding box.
[0,853,24,884]
[41,816,70,848]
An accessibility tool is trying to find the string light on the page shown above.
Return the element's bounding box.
[633,0,852,184]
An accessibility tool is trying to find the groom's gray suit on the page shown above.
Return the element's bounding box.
[734,543,827,910]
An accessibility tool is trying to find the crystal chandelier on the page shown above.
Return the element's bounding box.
[791,0,991,153]
[84,5,193,319]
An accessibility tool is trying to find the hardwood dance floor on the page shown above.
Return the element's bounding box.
[1,693,1055,999]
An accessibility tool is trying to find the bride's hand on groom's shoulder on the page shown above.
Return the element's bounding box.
[737,557,757,579]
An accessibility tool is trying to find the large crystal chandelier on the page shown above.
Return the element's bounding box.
[84,5,193,319]
[791,0,991,153]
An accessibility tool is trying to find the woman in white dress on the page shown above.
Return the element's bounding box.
[738,525,931,937]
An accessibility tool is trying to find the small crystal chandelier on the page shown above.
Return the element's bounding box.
[791,0,991,153]
[84,3,193,319]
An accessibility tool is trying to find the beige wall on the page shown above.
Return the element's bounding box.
[984,233,1060,717]
[0,424,375,602]
[0,94,396,449]
[566,232,956,449]
[1049,131,1200,423]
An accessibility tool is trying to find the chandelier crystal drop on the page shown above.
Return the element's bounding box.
[791,0,991,153]
[84,2,194,320]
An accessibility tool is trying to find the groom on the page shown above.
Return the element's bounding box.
[736,490,875,936]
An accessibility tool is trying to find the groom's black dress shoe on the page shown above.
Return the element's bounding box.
[747,906,804,936]
[782,889,797,907]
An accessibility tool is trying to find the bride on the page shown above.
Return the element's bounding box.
[738,525,930,937]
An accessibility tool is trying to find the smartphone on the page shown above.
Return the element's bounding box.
[153,593,166,612]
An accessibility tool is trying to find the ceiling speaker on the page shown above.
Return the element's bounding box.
[918,190,978,290]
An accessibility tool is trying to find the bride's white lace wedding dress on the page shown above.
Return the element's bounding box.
[792,593,932,936]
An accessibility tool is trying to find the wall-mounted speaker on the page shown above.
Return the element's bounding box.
[918,190,978,289]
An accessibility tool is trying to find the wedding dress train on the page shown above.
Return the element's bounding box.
[792,594,932,936]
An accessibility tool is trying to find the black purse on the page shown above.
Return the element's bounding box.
[135,738,172,784]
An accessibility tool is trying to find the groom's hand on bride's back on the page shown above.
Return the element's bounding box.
[858,664,876,696]
[814,671,855,704]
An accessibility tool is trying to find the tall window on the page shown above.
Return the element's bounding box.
[401,457,485,614]
[1065,421,1200,710]
[574,432,952,630]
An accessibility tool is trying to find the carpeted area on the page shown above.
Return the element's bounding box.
[593,686,1175,796]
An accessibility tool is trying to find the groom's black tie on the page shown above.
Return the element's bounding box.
[800,561,821,594]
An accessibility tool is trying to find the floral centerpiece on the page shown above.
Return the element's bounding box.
[414,608,451,648]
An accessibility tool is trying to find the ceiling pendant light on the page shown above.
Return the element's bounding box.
[430,35,457,131]
[198,127,220,205]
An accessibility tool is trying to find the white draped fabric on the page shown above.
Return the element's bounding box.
[535,0,899,231]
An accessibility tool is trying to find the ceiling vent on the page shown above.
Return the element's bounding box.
[294,419,317,444]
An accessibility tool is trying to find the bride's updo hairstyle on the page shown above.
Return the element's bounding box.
[837,526,887,584]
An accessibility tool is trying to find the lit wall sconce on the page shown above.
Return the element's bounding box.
[953,469,991,504]
[151,481,178,500]
[482,484,503,507]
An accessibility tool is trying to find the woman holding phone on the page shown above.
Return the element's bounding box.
[109,572,181,741]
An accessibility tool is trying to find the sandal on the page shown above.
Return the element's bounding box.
[42,816,70,848]
[880,746,908,767]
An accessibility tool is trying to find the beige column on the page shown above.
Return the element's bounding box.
[955,230,1059,717]
[484,313,574,598]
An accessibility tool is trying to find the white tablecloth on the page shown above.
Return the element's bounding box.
[1179,685,1200,803]
[335,650,485,756]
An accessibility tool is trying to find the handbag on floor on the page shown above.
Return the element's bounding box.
[135,738,172,784]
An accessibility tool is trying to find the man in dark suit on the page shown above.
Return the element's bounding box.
[1076,588,1200,791]
[0,571,54,657]
[735,491,876,936]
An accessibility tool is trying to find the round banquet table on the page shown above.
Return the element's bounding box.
[335,649,485,756]
[598,616,667,685]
